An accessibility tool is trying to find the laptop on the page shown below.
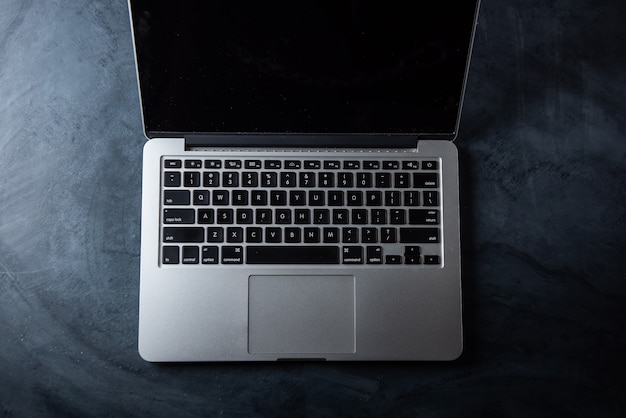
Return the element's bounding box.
[129,0,480,361]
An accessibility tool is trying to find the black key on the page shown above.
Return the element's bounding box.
[232,190,248,206]
[423,191,439,206]
[422,161,438,170]
[303,227,321,243]
[185,160,202,169]
[390,209,406,224]
[256,209,272,224]
[285,227,301,243]
[343,161,360,169]
[375,173,391,188]
[212,190,229,205]
[413,173,439,188]
[402,161,419,170]
[385,191,401,206]
[404,191,420,206]
[280,172,297,187]
[265,228,282,243]
[203,172,219,187]
[163,209,194,224]
[342,246,364,264]
[164,172,181,187]
[201,246,219,264]
[163,227,204,243]
[226,227,244,243]
[333,209,349,224]
[242,172,258,187]
[251,190,268,206]
[424,255,441,264]
[371,209,387,224]
[222,246,243,264]
[328,191,344,206]
[363,161,380,169]
[245,160,262,169]
[399,228,440,243]
[405,255,421,265]
[347,191,363,206]
[261,172,277,187]
[285,160,301,169]
[366,191,382,206]
[309,190,325,206]
[270,190,287,205]
[352,209,368,224]
[184,172,201,187]
[323,227,340,243]
[223,172,239,187]
[246,246,340,264]
[324,160,341,169]
[304,160,321,169]
[182,246,200,264]
[216,209,234,224]
[383,161,399,169]
[162,246,179,264]
[319,172,334,187]
[408,209,440,225]
[314,209,330,224]
[337,172,353,187]
[366,246,383,264]
[164,159,182,169]
[394,173,410,188]
[381,228,397,243]
[225,160,242,169]
[300,172,316,187]
[193,190,210,205]
[236,209,253,224]
[206,227,224,242]
[342,227,359,243]
[386,255,402,264]
[197,209,214,224]
[404,246,421,256]
[356,173,372,188]
[265,160,281,169]
[205,160,222,169]
[276,209,291,224]
[246,227,263,243]
[294,209,311,224]
[289,191,306,206]
[361,228,377,243]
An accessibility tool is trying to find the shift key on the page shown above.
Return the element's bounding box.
[399,228,440,243]
[163,227,204,243]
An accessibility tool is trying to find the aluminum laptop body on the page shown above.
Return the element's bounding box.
[129,1,480,361]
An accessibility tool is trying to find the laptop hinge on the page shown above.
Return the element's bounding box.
[185,134,417,149]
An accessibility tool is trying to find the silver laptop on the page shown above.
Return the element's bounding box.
[129,0,480,361]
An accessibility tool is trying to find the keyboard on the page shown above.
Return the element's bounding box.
[160,157,442,266]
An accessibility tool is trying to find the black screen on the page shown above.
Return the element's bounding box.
[130,1,479,137]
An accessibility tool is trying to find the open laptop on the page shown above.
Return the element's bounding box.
[129,0,480,361]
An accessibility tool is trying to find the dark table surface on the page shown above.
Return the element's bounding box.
[1,0,625,416]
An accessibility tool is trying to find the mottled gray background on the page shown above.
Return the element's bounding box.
[1,0,625,416]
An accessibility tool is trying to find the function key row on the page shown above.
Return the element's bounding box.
[164,159,439,171]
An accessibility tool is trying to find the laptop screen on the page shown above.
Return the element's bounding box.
[130,1,479,138]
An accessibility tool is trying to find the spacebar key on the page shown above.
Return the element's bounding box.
[246,246,340,264]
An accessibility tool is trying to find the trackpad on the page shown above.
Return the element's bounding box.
[248,275,355,354]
